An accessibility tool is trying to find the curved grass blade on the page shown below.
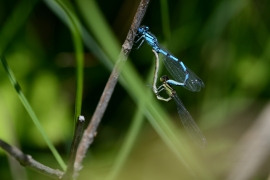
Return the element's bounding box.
[0,55,66,170]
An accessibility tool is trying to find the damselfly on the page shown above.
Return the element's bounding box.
[136,26,204,92]
[151,50,207,148]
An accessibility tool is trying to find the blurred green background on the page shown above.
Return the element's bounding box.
[1,0,270,179]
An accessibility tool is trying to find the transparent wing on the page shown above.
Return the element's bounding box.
[172,93,207,148]
[160,51,205,92]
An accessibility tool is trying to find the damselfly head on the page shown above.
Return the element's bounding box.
[137,25,149,34]
[160,75,170,82]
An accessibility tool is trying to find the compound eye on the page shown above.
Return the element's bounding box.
[145,26,149,31]
[137,27,143,33]
[160,75,168,82]
[161,75,169,81]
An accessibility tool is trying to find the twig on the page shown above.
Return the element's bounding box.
[74,0,150,177]
[62,116,85,180]
[0,139,64,179]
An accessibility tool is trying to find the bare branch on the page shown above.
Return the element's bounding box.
[62,116,85,180]
[74,0,150,177]
[0,139,64,179]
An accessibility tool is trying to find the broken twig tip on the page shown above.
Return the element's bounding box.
[79,115,85,122]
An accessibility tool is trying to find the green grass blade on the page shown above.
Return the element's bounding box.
[54,0,84,126]
[76,0,120,62]
[0,55,66,170]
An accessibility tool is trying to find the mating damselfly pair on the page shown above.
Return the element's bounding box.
[136,25,206,148]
